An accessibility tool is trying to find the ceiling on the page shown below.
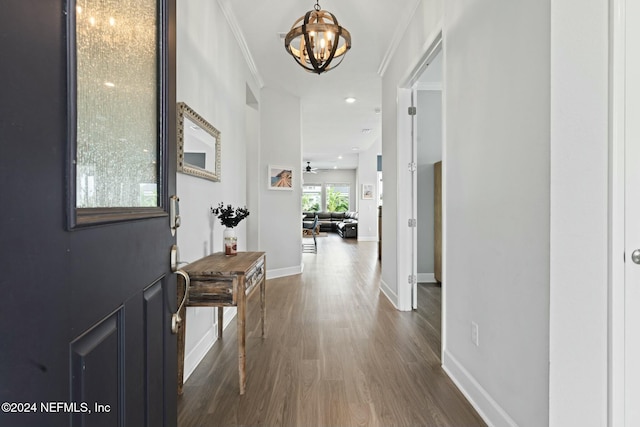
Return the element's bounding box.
[218,0,420,170]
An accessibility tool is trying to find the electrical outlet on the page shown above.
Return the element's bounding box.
[471,321,479,346]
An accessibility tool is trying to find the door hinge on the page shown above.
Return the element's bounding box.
[408,106,417,116]
[408,275,417,285]
[408,162,416,172]
[408,218,417,227]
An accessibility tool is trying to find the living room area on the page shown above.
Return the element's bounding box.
[301,163,381,241]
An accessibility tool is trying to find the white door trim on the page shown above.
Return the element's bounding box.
[609,0,626,425]
[396,87,413,311]
[411,89,418,310]
[395,30,443,313]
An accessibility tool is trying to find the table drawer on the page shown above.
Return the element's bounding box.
[187,276,237,305]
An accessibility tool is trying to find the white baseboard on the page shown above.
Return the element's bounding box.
[267,264,303,279]
[442,349,518,427]
[417,273,437,283]
[380,278,399,309]
[357,236,378,242]
[183,307,237,383]
[183,326,216,383]
[222,306,237,329]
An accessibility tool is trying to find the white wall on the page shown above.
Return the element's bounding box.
[416,90,442,277]
[549,0,609,425]
[382,0,557,425]
[176,0,260,381]
[245,95,261,251]
[357,140,381,242]
[259,87,303,278]
[442,1,551,425]
[383,0,611,425]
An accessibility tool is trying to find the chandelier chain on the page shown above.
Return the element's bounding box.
[314,0,321,11]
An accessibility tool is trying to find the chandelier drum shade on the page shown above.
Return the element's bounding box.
[284,1,351,74]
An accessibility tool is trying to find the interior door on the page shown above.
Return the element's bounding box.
[0,1,177,426]
[626,0,640,424]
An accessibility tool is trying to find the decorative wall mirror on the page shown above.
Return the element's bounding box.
[177,102,221,181]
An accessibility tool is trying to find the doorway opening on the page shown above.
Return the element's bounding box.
[412,52,443,363]
[414,50,443,289]
[395,31,444,356]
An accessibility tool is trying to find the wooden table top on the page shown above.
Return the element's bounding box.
[183,251,265,276]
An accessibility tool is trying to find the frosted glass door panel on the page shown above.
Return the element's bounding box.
[75,0,158,208]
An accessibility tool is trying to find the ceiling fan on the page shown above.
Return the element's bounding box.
[304,162,318,174]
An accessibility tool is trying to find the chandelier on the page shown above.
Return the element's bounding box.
[284,0,351,74]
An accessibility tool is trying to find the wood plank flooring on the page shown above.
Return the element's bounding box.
[178,234,486,427]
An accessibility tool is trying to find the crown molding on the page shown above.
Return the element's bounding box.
[217,0,265,88]
[377,0,422,77]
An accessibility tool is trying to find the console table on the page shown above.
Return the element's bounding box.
[176,251,266,395]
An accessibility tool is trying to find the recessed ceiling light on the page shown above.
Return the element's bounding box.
[345,97,356,104]
[338,155,343,159]
[334,166,338,169]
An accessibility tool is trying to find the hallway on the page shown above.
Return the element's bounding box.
[178,234,485,426]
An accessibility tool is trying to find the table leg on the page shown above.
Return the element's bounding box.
[260,276,265,338]
[217,307,223,339]
[237,277,246,395]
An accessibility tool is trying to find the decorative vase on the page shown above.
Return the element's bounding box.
[223,227,237,256]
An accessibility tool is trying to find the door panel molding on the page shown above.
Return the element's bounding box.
[70,308,123,426]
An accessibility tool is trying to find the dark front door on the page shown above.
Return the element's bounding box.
[1,1,177,426]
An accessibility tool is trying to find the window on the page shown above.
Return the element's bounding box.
[302,184,322,211]
[325,183,350,212]
[70,0,165,227]
[75,0,159,208]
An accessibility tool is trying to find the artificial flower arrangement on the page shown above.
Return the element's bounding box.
[210,202,250,228]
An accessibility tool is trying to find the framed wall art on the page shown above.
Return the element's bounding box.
[268,165,293,190]
[362,184,374,200]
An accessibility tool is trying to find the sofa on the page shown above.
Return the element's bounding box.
[302,211,358,238]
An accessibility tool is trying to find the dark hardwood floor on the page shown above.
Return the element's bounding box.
[178,234,486,427]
